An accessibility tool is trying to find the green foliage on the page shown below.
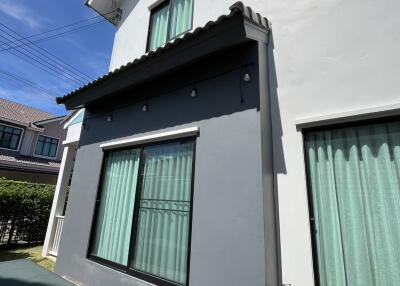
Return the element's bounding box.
[0,178,55,244]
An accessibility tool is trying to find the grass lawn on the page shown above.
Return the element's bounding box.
[0,245,55,272]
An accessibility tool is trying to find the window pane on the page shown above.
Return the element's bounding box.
[35,140,44,155]
[1,133,12,148]
[10,135,19,149]
[42,142,51,156]
[49,144,57,157]
[305,122,400,285]
[131,141,193,285]
[38,135,45,142]
[4,127,12,133]
[148,4,170,51]
[169,0,193,38]
[13,129,22,135]
[90,149,141,265]
[0,125,4,132]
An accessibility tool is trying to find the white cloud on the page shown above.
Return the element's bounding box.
[0,1,46,30]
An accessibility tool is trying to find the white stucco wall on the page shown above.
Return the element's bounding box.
[107,0,400,285]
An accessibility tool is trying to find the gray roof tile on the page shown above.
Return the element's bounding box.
[0,152,60,172]
[57,1,270,104]
[0,98,56,126]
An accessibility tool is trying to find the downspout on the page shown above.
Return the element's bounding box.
[257,25,282,286]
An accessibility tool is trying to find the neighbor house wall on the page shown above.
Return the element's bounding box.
[95,0,400,285]
[56,44,271,286]
[29,119,66,160]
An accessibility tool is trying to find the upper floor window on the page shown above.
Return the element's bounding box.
[34,135,59,158]
[0,124,23,150]
[147,0,194,51]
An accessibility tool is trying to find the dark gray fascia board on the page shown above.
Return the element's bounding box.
[60,14,269,110]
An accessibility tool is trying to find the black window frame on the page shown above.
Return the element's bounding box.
[146,0,195,52]
[301,115,400,286]
[0,123,23,151]
[34,134,59,158]
[87,136,197,286]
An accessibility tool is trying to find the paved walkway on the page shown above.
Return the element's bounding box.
[0,259,74,286]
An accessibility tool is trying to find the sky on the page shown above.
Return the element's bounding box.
[0,0,116,116]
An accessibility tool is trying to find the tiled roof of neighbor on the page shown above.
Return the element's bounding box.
[0,98,56,126]
[57,1,270,104]
[0,151,60,172]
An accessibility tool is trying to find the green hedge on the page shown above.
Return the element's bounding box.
[0,178,55,244]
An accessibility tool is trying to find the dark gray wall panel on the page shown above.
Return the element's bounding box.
[56,44,270,286]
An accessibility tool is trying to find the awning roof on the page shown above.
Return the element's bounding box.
[57,2,270,110]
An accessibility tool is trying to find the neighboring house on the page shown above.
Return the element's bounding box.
[0,98,67,184]
[44,1,400,286]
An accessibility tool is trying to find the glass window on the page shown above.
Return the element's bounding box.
[0,124,23,150]
[90,149,141,265]
[90,140,195,286]
[148,0,194,51]
[304,121,400,285]
[34,135,59,157]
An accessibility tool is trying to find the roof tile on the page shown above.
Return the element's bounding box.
[57,2,270,104]
[0,98,56,126]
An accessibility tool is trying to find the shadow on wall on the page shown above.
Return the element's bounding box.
[80,43,261,146]
[118,0,140,24]
[268,32,286,285]
[268,33,286,176]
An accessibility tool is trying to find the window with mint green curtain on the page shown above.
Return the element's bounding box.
[131,141,194,285]
[169,0,194,38]
[305,121,400,286]
[148,0,193,51]
[148,3,170,51]
[89,139,195,286]
[90,149,141,265]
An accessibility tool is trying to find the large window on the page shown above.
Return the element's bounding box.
[304,120,400,286]
[0,124,23,150]
[34,135,59,158]
[147,0,194,51]
[89,139,195,286]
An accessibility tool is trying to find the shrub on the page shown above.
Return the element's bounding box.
[0,178,55,244]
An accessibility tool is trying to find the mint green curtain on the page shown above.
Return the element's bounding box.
[131,142,193,285]
[169,0,193,38]
[149,5,169,51]
[305,122,400,286]
[91,149,141,265]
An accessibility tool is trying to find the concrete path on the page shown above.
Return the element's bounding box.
[0,259,74,286]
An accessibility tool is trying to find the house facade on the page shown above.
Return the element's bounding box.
[45,0,400,286]
[0,98,67,184]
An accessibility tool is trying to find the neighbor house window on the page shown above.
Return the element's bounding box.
[147,0,194,51]
[34,135,59,157]
[304,121,400,285]
[0,124,22,150]
[90,139,195,286]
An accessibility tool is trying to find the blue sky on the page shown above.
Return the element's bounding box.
[0,0,115,115]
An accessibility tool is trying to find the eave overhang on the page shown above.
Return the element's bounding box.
[57,2,270,110]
